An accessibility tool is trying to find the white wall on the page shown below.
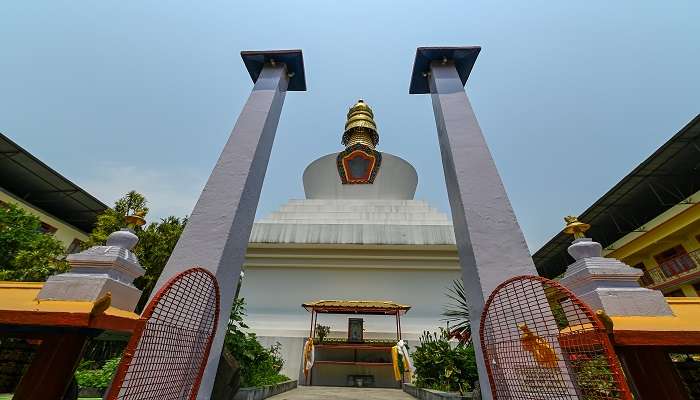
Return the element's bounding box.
[241,264,462,382]
[241,266,461,338]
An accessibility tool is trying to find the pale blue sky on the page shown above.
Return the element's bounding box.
[1,1,699,251]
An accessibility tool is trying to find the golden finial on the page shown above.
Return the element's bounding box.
[563,216,590,239]
[125,210,146,229]
[342,99,379,149]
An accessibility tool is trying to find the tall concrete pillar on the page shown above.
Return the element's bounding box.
[150,50,306,399]
[410,47,539,399]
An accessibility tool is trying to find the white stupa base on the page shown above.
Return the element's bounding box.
[38,273,142,311]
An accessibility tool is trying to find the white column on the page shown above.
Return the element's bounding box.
[410,47,570,399]
[149,50,305,399]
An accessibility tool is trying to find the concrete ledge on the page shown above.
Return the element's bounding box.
[38,273,142,311]
[403,383,472,399]
[234,380,297,400]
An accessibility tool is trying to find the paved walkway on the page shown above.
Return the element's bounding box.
[266,386,414,400]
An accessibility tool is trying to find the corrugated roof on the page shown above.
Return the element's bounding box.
[0,133,108,233]
[533,115,700,278]
[302,300,411,315]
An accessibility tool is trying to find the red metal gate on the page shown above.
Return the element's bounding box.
[479,275,631,400]
[106,267,220,400]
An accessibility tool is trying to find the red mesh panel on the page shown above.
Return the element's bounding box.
[107,267,220,400]
[479,275,631,400]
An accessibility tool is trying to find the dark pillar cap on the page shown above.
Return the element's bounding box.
[409,46,481,94]
[241,49,306,91]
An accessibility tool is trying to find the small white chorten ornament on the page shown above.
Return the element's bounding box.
[559,215,672,316]
[37,212,147,312]
[563,216,602,260]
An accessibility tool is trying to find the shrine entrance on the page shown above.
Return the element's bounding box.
[302,300,411,388]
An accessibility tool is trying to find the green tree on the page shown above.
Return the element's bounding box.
[0,203,68,281]
[133,215,186,311]
[84,191,185,311]
[83,190,148,248]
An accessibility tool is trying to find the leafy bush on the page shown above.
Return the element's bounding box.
[0,203,69,281]
[224,298,290,387]
[315,324,330,342]
[81,339,126,369]
[411,328,478,394]
[75,357,121,389]
[570,355,618,400]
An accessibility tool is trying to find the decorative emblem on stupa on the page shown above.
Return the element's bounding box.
[336,99,382,184]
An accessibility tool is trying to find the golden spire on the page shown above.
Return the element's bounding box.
[563,215,590,239]
[342,99,379,149]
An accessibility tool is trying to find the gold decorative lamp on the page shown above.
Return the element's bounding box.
[563,216,590,239]
[563,215,602,260]
[125,210,147,230]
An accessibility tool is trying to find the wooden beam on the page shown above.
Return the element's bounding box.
[616,346,689,400]
[13,332,89,400]
[614,330,700,347]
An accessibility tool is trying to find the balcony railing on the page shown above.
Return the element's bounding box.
[640,249,700,289]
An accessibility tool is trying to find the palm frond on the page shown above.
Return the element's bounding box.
[442,279,472,345]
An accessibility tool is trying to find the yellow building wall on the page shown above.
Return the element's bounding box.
[0,188,89,250]
[606,200,700,297]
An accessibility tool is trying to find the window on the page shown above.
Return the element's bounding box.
[67,239,83,254]
[39,222,57,235]
[654,245,687,263]
[654,245,695,278]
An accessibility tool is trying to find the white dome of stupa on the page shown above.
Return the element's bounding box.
[251,99,455,245]
[303,152,417,200]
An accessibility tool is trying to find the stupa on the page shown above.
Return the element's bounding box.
[240,100,461,382]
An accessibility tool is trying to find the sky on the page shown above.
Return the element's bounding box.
[1,1,699,252]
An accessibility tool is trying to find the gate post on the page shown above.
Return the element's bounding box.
[409,47,540,399]
[149,50,306,399]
